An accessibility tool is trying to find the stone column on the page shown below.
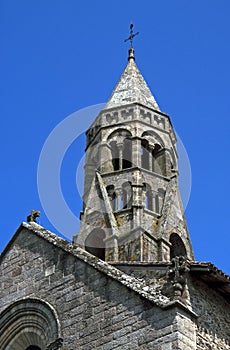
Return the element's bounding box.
[99,142,114,173]
[131,170,144,228]
[149,145,154,172]
[117,142,123,170]
[131,136,142,168]
[148,189,156,211]
[116,188,122,210]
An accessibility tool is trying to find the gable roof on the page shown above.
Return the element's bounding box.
[0,221,196,316]
[3,222,229,312]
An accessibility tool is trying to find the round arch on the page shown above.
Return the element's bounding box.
[141,130,164,147]
[107,128,132,141]
[0,298,62,350]
[108,129,133,171]
[85,228,106,260]
[169,233,187,260]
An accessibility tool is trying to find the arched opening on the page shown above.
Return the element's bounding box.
[85,228,106,260]
[108,129,132,171]
[141,131,165,174]
[0,299,61,350]
[169,233,187,260]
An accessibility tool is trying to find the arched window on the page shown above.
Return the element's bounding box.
[0,299,61,350]
[85,228,106,260]
[169,233,187,260]
[141,131,165,173]
[108,129,132,171]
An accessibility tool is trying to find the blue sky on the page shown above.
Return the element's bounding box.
[1,1,230,274]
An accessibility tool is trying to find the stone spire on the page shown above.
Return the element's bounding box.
[105,48,160,111]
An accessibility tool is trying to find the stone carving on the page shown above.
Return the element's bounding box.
[46,338,63,350]
[167,256,190,298]
[27,210,40,223]
[132,169,143,184]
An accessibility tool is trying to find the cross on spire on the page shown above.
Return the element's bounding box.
[124,23,139,48]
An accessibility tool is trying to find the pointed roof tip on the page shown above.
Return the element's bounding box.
[128,48,135,61]
[104,51,161,112]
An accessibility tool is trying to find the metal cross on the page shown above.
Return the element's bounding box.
[124,23,139,48]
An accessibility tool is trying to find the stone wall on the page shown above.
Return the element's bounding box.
[189,276,230,349]
[0,228,196,349]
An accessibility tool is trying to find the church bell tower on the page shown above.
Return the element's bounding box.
[74,41,194,263]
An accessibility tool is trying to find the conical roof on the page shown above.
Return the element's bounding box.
[105,49,160,111]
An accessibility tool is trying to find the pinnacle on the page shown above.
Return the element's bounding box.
[105,53,160,111]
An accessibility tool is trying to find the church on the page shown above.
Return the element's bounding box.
[0,30,230,349]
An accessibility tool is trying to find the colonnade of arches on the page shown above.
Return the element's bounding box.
[85,229,188,262]
[106,128,170,175]
[106,182,132,211]
[105,182,165,214]
[144,183,165,213]
[141,140,163,173]
[108,130,132,171]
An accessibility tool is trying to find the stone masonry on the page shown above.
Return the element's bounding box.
[0,45,230,349]
[0,223,197,349]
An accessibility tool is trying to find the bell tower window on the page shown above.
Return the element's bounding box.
[85,228,106,260]
[169,233,187,259]
[108,129,132,171]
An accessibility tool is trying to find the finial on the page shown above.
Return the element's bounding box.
[27,210,40,223]
[124,23,139,60]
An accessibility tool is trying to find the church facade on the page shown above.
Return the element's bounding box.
[0,45,229,350]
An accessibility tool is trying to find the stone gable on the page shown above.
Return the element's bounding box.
[0,224,196,349]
